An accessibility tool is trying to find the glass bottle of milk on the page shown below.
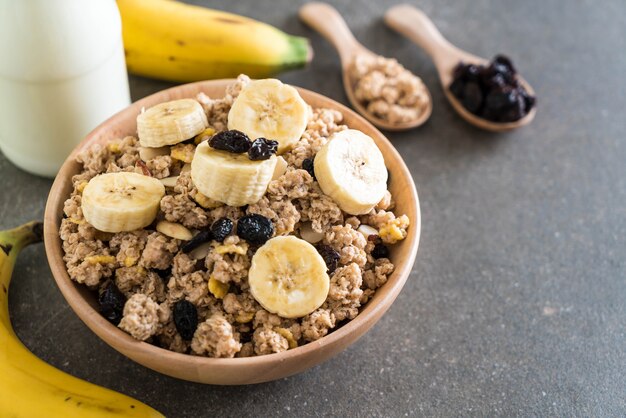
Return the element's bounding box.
[0,0,131,177]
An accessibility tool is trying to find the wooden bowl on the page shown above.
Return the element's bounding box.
[43,79,421,385]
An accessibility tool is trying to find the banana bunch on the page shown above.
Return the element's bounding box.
[0,222,163,417]
[118,0,313,82]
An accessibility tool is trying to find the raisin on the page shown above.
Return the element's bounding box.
[181,230,212,253]
[98,282,126,326]
[173,300,198,340]
[236,214,274,245]
[211,217,233,242]
[449,78,465,99]
[371,243,390,259]
[153,267,172,281]
[493,54,516,76]
[461,82,483,113]
[499,96,525,122]
[483,72,506,89]
[301,158,316,179]
[316,244,340,274]
[248,138,278,161]
[485,86,518,111]
[520,90,536,113]
[209,130,251,153]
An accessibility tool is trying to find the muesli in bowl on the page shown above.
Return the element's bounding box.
[59,75,411,358]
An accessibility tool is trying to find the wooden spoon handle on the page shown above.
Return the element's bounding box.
[384,4,459,67]
[299,2,360,61]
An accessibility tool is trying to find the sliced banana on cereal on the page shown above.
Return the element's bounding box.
[137,99,208,147]
[314,129,388,215]
[191,140,277,207]
[82,172,165,233]
[248,236,330,318]
[227,79,308,154]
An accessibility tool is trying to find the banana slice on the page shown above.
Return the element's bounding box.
[191,140,277,207]
[82,172,165,233]
[314,129,388,215]
[272,156,288,180]
[248,236,330,318]
[137,99,208,147]
[227,79,308,154]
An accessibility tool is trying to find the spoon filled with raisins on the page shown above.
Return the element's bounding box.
[385,4,536,132]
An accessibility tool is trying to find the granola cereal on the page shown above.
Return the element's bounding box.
[59,76,410,358]
[350,54,429,124]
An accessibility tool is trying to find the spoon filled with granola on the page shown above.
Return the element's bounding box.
[385,4,536,132]
[299,2,432,131]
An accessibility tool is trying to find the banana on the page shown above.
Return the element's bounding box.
[191,140,277,207]
[248,236,329,318]
[118,0,312,83]
[228,79,309,154]
[82,172,165,233]
[0,222,163,417]
[137,99,208,147]
[314,129,388,215]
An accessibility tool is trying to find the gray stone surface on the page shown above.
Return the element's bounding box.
[1,0,625,416]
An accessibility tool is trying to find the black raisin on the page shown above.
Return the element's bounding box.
[153,267,172,281]
[485,86,518,111]
[520,89,536,113]
[301,158,316,179]
[236,214,274,245]
[499,96,525,122]
[173,300,198,340]
[461,82,483,113]
[493,54,516,76]
[248,138,278,161]
[371,243,390,259]
[211,217,233,242]
[455,63,480,82]
[98,282,126,325]
[452,62,467,81]
[483,72,506,89]
[209,130,251,153]
[316,244,340,274]
[449,78,465,99]
[181,230,212,253]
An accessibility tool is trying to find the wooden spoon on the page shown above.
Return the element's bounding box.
[385,4,536,132]
[299,2,432,131]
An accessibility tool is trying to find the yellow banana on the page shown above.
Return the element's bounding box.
[118,0,313,82]
[0,222,163,418]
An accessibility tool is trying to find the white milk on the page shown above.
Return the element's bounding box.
[0,0,130,177]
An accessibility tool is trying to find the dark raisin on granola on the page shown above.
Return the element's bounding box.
[316,244,340,274]
[173,300,198,341]
[248,138,278,161]
[181,230,212,253]
[371,243,390,259]
[209,130,251,153]
[301,158,316,179]
[211,218,233,242]
[98,282,127,326]
[236,214,274,245]
[153,267,172,281]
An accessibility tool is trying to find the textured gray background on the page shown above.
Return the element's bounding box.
[2,0,625,416]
